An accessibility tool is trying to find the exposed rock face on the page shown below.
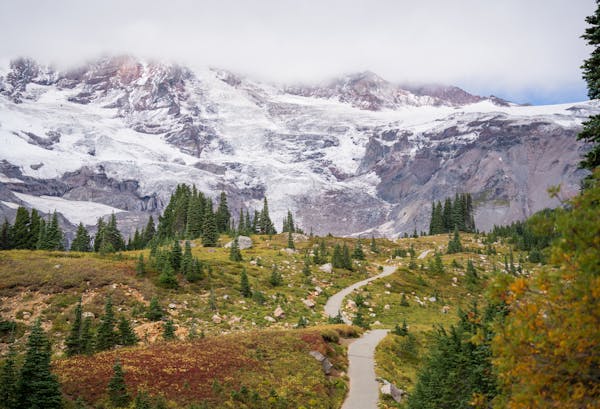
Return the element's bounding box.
[0,56,595,238]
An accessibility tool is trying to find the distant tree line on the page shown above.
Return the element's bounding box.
[0,207,65,251]
[429,193,475,235]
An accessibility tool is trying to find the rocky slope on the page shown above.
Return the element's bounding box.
[0,56,594,238]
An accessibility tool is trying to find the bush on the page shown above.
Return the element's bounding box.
[320,329,339,343]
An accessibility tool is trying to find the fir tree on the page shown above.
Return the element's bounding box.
[0,346,18,409]
[331,243,343,268]
[134,391,152,409]
[302,257,311,276]
[107,360,130,408]
[80,317,94,355]
[42,211,64,251]
[65,298,83,356]
[71,223,91,252]
[17,319,63,409]
[27,209,41,250]
[229,236,243,262]
[447,227,463,254]
[145,297,164,322]
[142,216,156,246]
[162,320,176,340]
[186,257,204,283]
[11,207,30,249]
[269,265,283,287]
[370,235,378,252]
[170,240,182,272]
[258,198,276,235]
[102,213,125,253]
[135,254,145,276]
[181,241,193,276]
[117,316,138,346]
[466,259,478,287]
[0,219,11,250]
[341,243,352,270]
[287,230,295,250]
[579,3,600,171]
[240,267,252,298]
[352,238,365,260]
[244,210,252,235]
[443,198,453,232]
[96,296,117,351]
[215,192,231,234]
[158,261,178,289]
[93,217,105,252]
[432,252,445,274]
[185,190,204,239]
[201,201,219,247]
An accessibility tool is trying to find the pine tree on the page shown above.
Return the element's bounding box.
[341,243,352,270]
[117,316,138,346]
[181,241,193,276]
[186,257,204,283]
[136,254,145,276]
[269,265,283,287]
[579,3,600,171]
[201,201,219,247]
[0,346,18,409]
[170,240,182,272]
[302,257,311,276]
[158,261,178,288]
[466,259,478,287]
[370,235,378,252]
[11,207,31,249]
[229,236,243,261]
[163,320,176,340]
[71,223,91,252]
[107,360,130,408]
[17,319,63,409]
[237,208,245,235]
[244,210,252,235]
[443,198,453,232]
[185,189,204,239]
[287,230,295,250]
[447,227,463,254]
[331,243,343,268]
[0,219,12,250]
[240,267,252,298]
[258,198,276,235]
[146,297,164,321]
[80,317,94,355]
[93,217,105,252]
[27,209,41,249]
[432,252,445,274]
[352,238,365,260]
[215,192,231,234]
[96,296,117,351]
[65,298,83,356]
[42,211,64,251]
[142,216,156,246]
[101,213,125,253]
[133,391,152,409]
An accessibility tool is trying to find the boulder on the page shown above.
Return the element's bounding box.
[319,263,333,273]
[309,350,333,375]
[211,314,222,324]
[264,316,276,323]
[302,299,316,308]
[82,311,95,319]
[273,306,285,319]
[380,379,405,403]
[224,236,253,250]
[168,303,177,309]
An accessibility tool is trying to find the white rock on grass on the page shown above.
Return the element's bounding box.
[224,236,253,249]
[319,263,333,273]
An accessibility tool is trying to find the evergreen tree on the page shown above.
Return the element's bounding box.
[341,243,352,270]
[0,346,18,409]
[93,217,105,252]
[244,210,252,235]
[466,259,478,287]
[17,319,62,409]
[443,198,453,232]
[186,257,204,283]
[11,207,31,249]
[107,360,129,408]
[237,208,245,235]
[162,320,176,340]
[101,213,125,253]
[352,238,365,260]
[331,243,343,268]
[42,211,64,251]
[170,240,182,272]
[0,219,11,250]
[133,391,152,409]
[269,265,283,287]
[158,261,178,289]
[287,230,295,250]
[27,209,41,249]
[185,189,204,239]
[258,198,276,235]
[229,236,243,262]
[80,317,94,355]
[117,316,138,346]
[201,201,219,247]
[145,297,164,322]
[65,298,83,356]
[282,210,295,233]
[579,3,600,171]
[302,257,311,276]
[447,227,463,254]
[142,216,156,246]
[181,241,193,277]
[71,223,91,252]
[96,296,117,351]
[370,235,378,252]
[432,252,445,274]
[215,192,231,234]
[136,254,145,276]
[240,268,252,298]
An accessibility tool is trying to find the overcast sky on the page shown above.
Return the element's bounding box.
[0,0,596,104]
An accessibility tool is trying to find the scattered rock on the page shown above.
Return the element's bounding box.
[346,299,357,310]
[384,304,390,310]
[168,303,177,309]
[309,350,334,375]
[302,299,316,308]
[224,236,253,249]
[442,305,451,314]
[373,320,382,326]
[452,277,458,284]
[250,260,257,265]
[314,286,323,295]
[428,296,437,302]
[273,306,285,319]
[380,379,405,403]
[283,248,296,254]
[212,314,222,324]
[53,264,61,269]
[264,316,276,323]
[385,283,392,288]
[228,316,241,324]
[82,311,95,319]
[319,263,333,273]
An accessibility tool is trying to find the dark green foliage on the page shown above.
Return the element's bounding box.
[352,311,370,329]
[269,265,283,287]
[101,214,125,253]
[158,260,178,289]
[11,207,30,249]
[447,226,463,254]
[215,192,231,234]
[370,235,378,252]
[302,257,311,276]
[0,219,12,250]
[70,223,91,252]
[117,316,138,346]
[136,254,145,276]
[201,201,219,247]
[107,360,130,408]
[331,243,343,268]
[93,218,105,252]
[528,247,543,263]
[352,239,365,260]
[185,257,204,282]
[145,297,164,322]
[17,319,63,409]
[407,303,499,409]
[170,240,182,272]
[240,268,252,298]
[258,198,276,235]
[281,209,296,233]
[466,259,478,288]
[429,193,476,235]
[0,347,18,409]
[142,216,156,246]
[393,320,409,336]
[287,231,295,250]
[429,252,444,275]
[162,320,176,340]
[400,293,410,307]
[296,316,308,328]
[96,296,117,351]
[229,236,243,261]
[80,317,94,355]
[181,241,193,277]
[65,299,83,356]
[252,290,266,305]
[28,209,41,250]
[341,243,352,270]
[579,3,600,170]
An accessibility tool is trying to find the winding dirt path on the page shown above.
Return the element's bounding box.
[324,265,396,409]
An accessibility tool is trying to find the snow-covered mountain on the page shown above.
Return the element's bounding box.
[0,56,594,238]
